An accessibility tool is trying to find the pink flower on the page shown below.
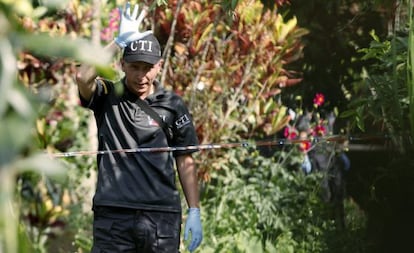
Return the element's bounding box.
[110,8,120,19]
[312,124,326,136]
[100,8,120,42]
[284,126,298,140]
[100,27,112,42]
[299,140,311,152]
[313,93,325,107]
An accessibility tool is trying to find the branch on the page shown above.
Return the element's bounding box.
[160,0,184,86]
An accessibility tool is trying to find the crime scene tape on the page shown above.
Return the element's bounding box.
[48,134,388,158]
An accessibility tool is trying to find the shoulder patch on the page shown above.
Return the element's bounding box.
[96,78,109,95]
[175,114,191,129]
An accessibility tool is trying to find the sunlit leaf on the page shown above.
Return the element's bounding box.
[32,6,48,18]
[7,87,34,118]
[36,118,45,137]
[0,38,16,118]
[96,65,118,80]
[0,114,34,167]
[18,34,112,66]
[278,16,297,43]
[13,153,65,176]
[13,0,33,16]
[263,99,274,113]
[195,23,214,52]
[238,1,261,24]
[41,0,69,8]
[272,106,289,132]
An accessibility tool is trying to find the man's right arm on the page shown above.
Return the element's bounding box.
[75,2,152,101]
[75,41,120,101]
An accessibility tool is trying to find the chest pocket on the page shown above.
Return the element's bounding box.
[130,106,162,145]
[138,104,175,146]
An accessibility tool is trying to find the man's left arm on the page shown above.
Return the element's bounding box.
[176,154,199,208]
[176,154,202,252]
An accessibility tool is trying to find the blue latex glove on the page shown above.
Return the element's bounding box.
[114,2,153,48]
[302,153,312,174]
[340,152,351,171]
[184,208,202,252]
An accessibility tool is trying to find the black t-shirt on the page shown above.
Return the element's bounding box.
[80,78,199,212]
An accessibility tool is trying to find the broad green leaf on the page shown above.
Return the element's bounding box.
[195,23,214,52]
[7,87,33,118]
[272,106,288,132]
[40,0,69,8]
[263,99,274,113]
[11,0,33,16]
[13,153,65,176]
[32,6,48,18]
[238,1,261,25]
[0,38,16,117]
[18,34,112,66]
[278,16,298,43]
[96,65,118,80]
[0,114,33,167]
[6,0,69,16]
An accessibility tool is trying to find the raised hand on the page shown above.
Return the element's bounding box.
[114,2,153,48]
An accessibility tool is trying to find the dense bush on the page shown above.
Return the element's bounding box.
[199,148,366,252]
[340,2,414,250]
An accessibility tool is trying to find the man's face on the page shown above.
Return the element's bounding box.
[121,60,162,97]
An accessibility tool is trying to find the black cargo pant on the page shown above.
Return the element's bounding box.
[91,206,181,253]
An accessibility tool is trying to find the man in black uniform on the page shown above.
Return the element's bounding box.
[76,3,202,252]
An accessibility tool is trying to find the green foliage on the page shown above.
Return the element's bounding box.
[339,2,414,251]
[341,28,412,152]
[0,1,70,252]
[337,1,414,154]
[17,174,70,253]
[199,148,366,252]
[279,0,390,113]
[0,0,114,251]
